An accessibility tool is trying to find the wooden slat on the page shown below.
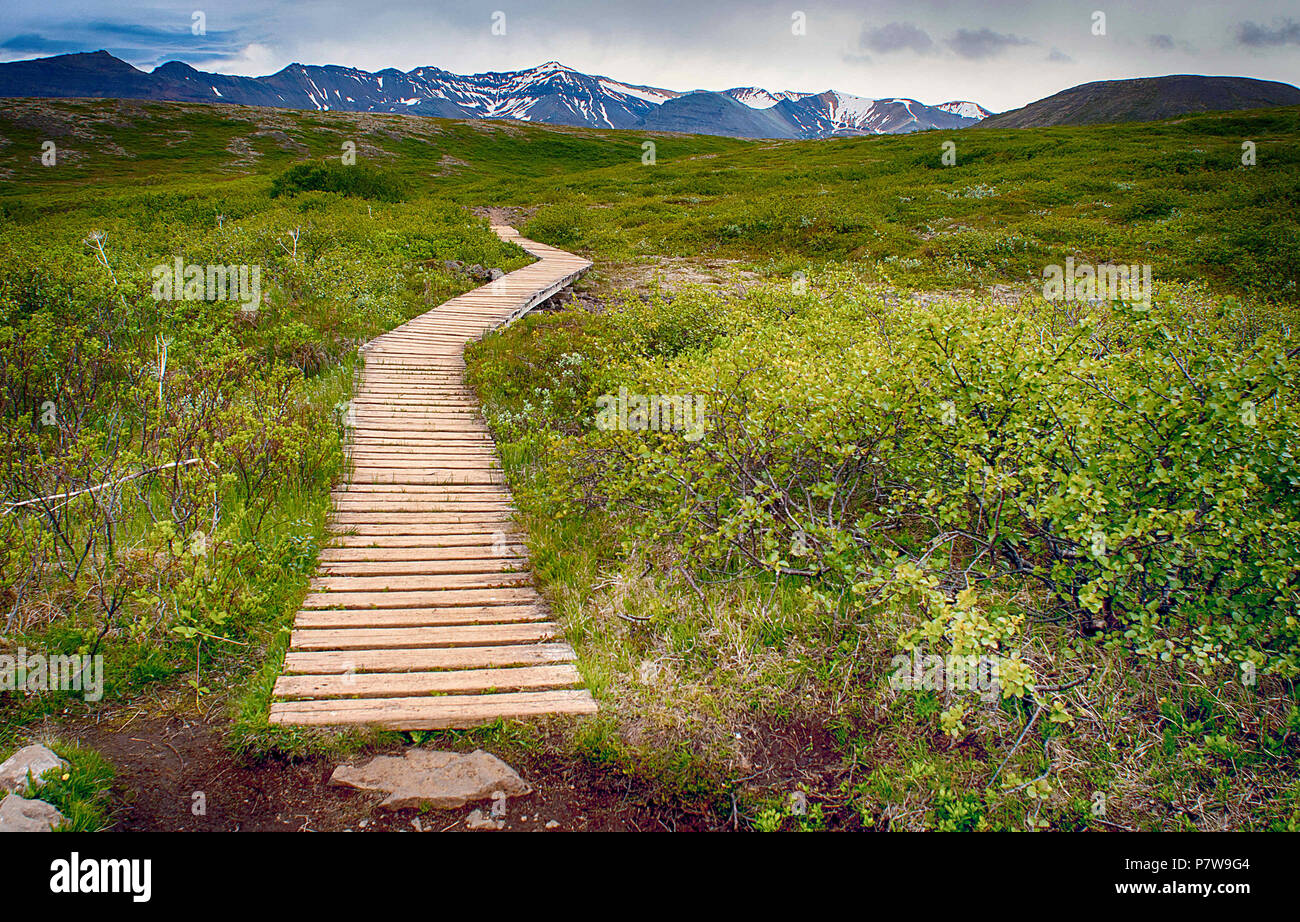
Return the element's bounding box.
[302,586,539,609]
[273,664,583,699]
[325,534,515,549]
[291,622,559,651]
[268,689,598,729]
[318,557,528,576]
[309,573,533,593]
[328,522,514,536]
[282,642,577,674]
[294,604,550,628]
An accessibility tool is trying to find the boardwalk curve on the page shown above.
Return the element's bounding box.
[268,226,597,729]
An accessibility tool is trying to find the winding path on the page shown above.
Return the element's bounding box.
[268,227,597,729]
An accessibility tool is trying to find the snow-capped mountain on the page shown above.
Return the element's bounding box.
[400,61,682,127]
[0,51,991,139]
[152,58,683,128]
[726,87,807,109]
[720,87,990,135]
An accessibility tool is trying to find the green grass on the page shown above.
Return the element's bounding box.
[0,739,115,831]
[37,741,116,831]
[2,97,1298,829]
[7,98,1295,297]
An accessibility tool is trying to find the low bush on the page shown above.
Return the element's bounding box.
[271,161,411,202]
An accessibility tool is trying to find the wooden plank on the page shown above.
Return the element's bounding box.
[346,473,506,486]
[331,493,513,505]
[340,461,500,472]
[290,622,559,650]
[283,642,576,673]
[309,572,533,592]
[318,546,527,563]
[273,664,583,699]
[318,558,528,576]
[294,604,550,628]
[268,689,598,728]
[327,523,515,536]
[301,586,539,609]
[325,535,517,550]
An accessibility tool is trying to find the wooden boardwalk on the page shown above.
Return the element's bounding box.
[268,227,597,729]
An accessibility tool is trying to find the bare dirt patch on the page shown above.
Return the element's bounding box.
[471,205,538,228]
[251,128,308,154]
[17,677,862,831]
[52,712,717,832]
[594,257,761,295]
[223,136,260,172]
[434,154,469,175]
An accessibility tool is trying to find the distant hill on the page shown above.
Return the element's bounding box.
[0,50,988,140]
[979,74,1300,128]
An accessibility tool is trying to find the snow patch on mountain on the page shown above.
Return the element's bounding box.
[725,87,807,109]
[823,91,880,128]
[937,101,992,120]
[598,77,679,105]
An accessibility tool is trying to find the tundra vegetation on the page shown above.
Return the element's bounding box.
[0,98,1297,830]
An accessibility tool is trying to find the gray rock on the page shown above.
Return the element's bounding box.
[488,268,506,281]
[465,808,504,831]
[0,794,65,832]
[329,748,531,810]
[0,745,67,794]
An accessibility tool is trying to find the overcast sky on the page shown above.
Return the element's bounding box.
[2,1,1298,110]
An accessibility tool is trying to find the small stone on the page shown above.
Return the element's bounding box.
[0,745,67,794]
[329,749,532,811]
[0,794,65,832]
[489,268,505,281]
[545,820,560,829]
[465,808,504,831]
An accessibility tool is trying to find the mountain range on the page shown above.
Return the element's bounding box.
[0,51,991,139]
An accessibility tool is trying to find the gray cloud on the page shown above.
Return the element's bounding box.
[0,15,248,67]
[1147,33,1175,50]
[946,28,1031,59]
[1046,47,1072,63]
[0,33,85,55]
[1236,19,1300,46]
[860,21,934,55]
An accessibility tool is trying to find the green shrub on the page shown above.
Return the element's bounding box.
[501,275,1300,681]
[270,161,410,202]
